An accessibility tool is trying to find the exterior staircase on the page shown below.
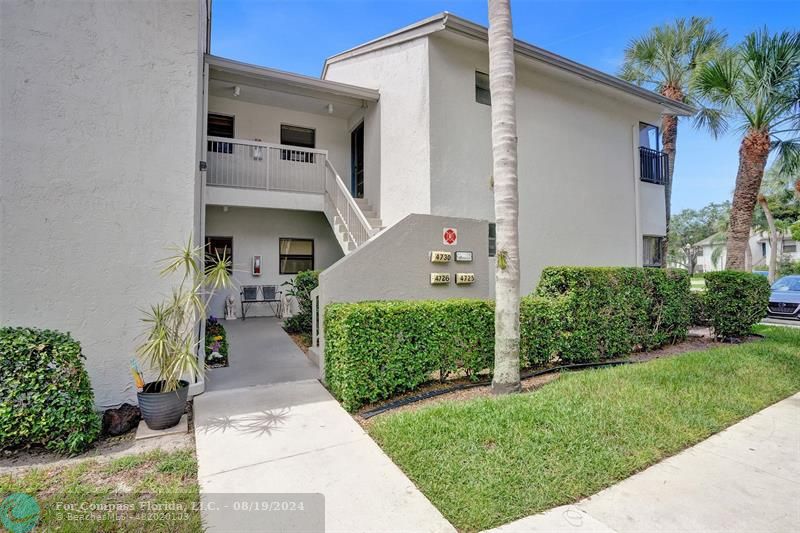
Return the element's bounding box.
[323,160,382,255]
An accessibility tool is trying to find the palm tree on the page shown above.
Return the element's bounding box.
[757,194,779,282]
[694,29,800,270]
[621,18,727,266]
[488,0,520,394]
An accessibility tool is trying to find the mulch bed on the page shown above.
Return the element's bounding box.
[355,333,759,426]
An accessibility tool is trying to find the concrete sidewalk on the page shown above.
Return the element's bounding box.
[487,393,800,533]
[194,379,455,533]
[205,317,318,391]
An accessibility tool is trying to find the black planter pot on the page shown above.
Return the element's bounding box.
[137,380,189,430]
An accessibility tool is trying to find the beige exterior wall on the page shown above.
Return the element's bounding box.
[0,0,207,408]
[325,32,668,293]
[205,206,344,317]
[428,34,666,292]
[324,38,431,225]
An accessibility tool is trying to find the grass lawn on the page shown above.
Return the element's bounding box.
[690,277,706,291]
[368,326,800,532]
[0,448,201,532]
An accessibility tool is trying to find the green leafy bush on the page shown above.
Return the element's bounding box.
[283,270,319,334]
[689,291,709,326]
[778,260,800,276]
[325,267,692,411]
[703,271,770,338]
[0,327,101,454]
[535,267,692,360]
[325,299,494,411]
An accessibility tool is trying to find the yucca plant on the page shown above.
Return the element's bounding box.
[136,237,232,392]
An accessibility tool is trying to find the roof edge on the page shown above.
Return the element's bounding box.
[207,55,379,102]
[322,12,693,116]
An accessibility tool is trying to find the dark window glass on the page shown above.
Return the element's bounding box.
[208,114,234,153]
[280,125,315,148]
[475,71,491,105]
[488,223,496,257]
[643,236,663,267]
[784,241,797,253]
[279,238,314,275]
[205,236,233,274]
[280,125,316,162]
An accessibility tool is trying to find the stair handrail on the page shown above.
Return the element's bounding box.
[324,160,375,248]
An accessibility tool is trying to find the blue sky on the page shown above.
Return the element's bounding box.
[211,0,796,212]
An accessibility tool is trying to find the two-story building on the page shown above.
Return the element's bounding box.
[1,1,690,406]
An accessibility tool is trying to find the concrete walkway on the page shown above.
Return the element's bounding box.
[487,393,800,533]
[194,319,453,532]
[206,317,318,391]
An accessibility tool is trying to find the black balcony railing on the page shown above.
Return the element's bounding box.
[639,146,669,185]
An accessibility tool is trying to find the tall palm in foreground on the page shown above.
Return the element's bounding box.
[694,29,800,270]
[621,18,727,265]
[488,0,520,394]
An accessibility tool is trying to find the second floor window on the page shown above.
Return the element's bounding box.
[208,113,234,153]
[280,124,316,163]
[475,71,491,105]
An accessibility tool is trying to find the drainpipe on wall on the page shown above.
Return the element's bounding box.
[632,124,643,266]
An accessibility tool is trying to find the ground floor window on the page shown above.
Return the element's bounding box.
[279,238,314,274]
[643,236,663,267]
[205,236,233,273]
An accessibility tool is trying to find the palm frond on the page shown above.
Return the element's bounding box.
[693,105,729,138]
[773,138,800,176]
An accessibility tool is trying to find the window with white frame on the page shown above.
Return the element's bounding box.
[784,241,797,253]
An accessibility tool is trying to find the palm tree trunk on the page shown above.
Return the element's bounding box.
[488,0,520,395]
[758,195,778,283]
[659,85,682,268]
[725,129,771,270]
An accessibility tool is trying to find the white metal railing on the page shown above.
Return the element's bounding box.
[206,136,326,194]
[323,160,375,248]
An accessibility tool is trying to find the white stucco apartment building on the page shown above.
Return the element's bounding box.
[1,1,690,406]
[694,232,799,273]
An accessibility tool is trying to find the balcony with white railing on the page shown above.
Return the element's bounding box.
[206,137,327,194]
[204,136,376,254]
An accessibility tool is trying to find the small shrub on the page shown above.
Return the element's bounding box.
[704,271,770,338]
[283,270,319,334]
[205,316,229,366]
[778,260,800,276]
[0,327,101,454]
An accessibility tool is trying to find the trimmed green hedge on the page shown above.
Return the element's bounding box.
[325,300,494,411]
[689,291,709,326]
[704,271,770,338]
[535,267,691,361]
[0,327,101,454]
[325,267,692,411]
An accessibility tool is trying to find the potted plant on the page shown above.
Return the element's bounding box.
[135,238,232,429]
